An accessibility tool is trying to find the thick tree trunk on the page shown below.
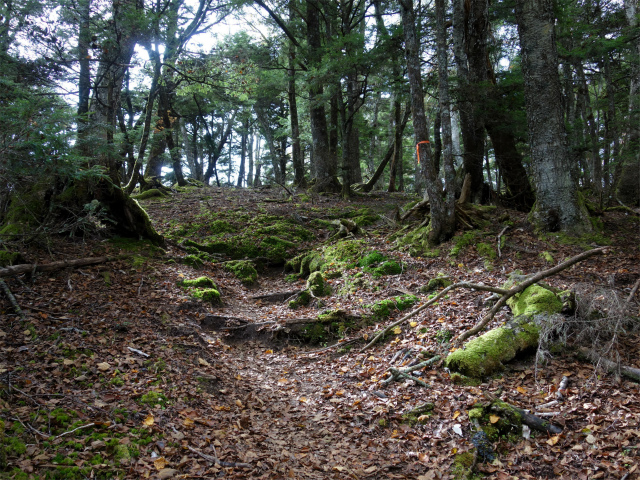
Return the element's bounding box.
[617,0,640,206]
[307,0,341,193]
[435,0,456,234]
[514,0,591,233]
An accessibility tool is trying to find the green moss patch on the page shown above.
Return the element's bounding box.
[192,288,221,305]
[167,213,315,264]
[307,271,330,297]
[132,189,165,200]
[0,250,24,267]
[367,295,418,320]
[224,260,258,286]
[179,276,217,288]
[420,274,452,293]
[506,284,563,317]
[289,290,311,309]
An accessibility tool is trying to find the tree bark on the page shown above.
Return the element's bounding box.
[307,0,341,193]
[288,23,306,188]
[514,0,591,233]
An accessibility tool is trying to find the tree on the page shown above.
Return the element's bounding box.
[399,0,455,245]
[514,0,591,233]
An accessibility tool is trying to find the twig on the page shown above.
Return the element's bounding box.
[10,416,48,438]
[382,356,440,387]
[627,277,640,303]
[186,444,251,468]
[483,392,562,434]
[496,225,509,258]
[54,422,96,439]
[0,278,25,319]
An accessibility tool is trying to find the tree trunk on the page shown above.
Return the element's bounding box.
[247,128,254,187]
[400,0,453,245]
[514,0,591,233]
[237,117,248,188]
[288,32,306,188]
[617,0,640,206]
[435,0,456,234]
[452,0,485,203]
[307,0,340,193]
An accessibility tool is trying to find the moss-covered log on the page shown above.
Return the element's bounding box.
[444,317,540,378]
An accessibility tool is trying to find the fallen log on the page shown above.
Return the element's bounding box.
[382,356,440,387]
[0,255,130,278]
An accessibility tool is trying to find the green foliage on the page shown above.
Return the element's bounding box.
[192,288,221,304]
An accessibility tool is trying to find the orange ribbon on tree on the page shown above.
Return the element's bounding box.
[416,140,430,164]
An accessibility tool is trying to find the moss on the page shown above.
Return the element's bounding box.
[180,276,217,288]
[451,452,477,480]
[307,271,330,297]
[302,323,327,343]
[540,251,554,263]
[445,318,540,378]
[192,288,221,304]
[450,373,481,386]
[358,251,386,268]
[0,250,24,267]
[224,260,258,286]
[181,254,204,268]
[476,242,497,260]
[421,274,452,293]
[469,402,523,443]
[208,220,236,234]
[368,295,418,319]
[138,391,168,407]
[506,284,563,317]
[321,239,367,274]
[450,231,481,257]
[401,403,434,426]
[288,290,311,309]
[132,189,165,200]
[172,214,314,263]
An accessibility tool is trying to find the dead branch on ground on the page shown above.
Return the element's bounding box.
[0,255,131,278]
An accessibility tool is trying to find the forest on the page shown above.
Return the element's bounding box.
[0,0,639,479]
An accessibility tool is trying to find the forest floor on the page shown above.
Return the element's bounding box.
[1,186,639,480]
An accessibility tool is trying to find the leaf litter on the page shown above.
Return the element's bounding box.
[0,187,638,479]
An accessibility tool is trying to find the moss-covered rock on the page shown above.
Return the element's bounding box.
[289,290,311,309]
[224,260,258,286]
[421,274,452,293]
[179,276,217,288]
[307,271,330,297]
[444,317,540,378]
[192,288,221,305]
[506,284,563,317]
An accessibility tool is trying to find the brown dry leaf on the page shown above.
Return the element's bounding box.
[143,414,154,426]
[547,435,560,445]
[586,434,597,444]
[63,359,75,366]
[516,386,527,394]
[97,362,110,371]
[183,417,194,428]
[198,357,211,366]
[453,410,461,419]
[153,456,168,470]
[489,415,500,424]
